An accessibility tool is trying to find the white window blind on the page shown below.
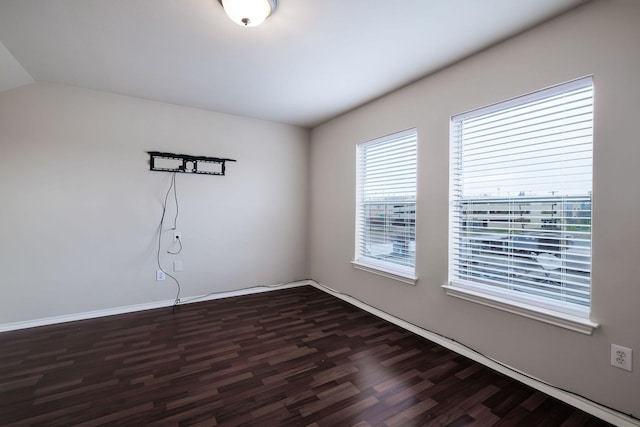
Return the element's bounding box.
[355,129,417,278]
[449,77,593,318]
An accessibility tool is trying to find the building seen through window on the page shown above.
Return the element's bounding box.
[355,128,417,278]
[449,77,593,316]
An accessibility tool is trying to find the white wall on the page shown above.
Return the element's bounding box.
[0,82,309,323]
[0,40,33,92]
[309,0,640,417]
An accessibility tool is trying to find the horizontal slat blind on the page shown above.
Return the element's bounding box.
[449,77,593,317]
[356,129,417,275]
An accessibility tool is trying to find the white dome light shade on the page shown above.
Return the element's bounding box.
[220,0,277,27]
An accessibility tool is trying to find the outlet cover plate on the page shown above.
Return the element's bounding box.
[611,344,632,371]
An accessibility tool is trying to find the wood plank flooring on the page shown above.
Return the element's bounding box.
[0,286,613,426]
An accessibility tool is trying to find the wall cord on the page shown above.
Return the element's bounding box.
[157,172,181,311]
[177,283,286,305]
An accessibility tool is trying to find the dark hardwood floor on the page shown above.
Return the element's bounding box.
[0,286,613,426]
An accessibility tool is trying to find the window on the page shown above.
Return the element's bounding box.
[354,129,418,284]
[447,77,595,325]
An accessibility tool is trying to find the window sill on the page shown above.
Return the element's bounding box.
[352,261,417,285]
[441,284,599,335]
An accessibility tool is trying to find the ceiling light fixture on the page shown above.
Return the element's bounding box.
[218,0,278,27]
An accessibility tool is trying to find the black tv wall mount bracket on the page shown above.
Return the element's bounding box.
[148,151,236,176]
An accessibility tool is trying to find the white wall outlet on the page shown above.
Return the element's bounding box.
[173,260,183,272]
[156,269,166,281]
[611,344,632,371]
[173,231,181,242]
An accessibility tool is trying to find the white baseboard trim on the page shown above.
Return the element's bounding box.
[309,280,639,427]
[0,280,311,333]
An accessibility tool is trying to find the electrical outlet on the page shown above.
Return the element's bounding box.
[156,269,166,281]
[174,260,183,272]
[173,231,181,242]
[611,344,632,371]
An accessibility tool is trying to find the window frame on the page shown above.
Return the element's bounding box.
[445,77,599,334]
[353,128,418,285]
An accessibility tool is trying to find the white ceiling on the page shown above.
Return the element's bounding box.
[0,0,588,128]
